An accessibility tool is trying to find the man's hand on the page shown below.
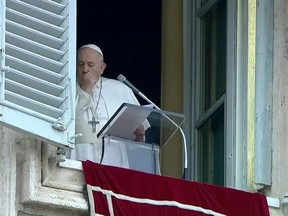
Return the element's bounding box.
[134,125,145,142]
[80,72,97,94]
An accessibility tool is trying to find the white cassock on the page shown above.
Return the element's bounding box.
[67,77,148,168]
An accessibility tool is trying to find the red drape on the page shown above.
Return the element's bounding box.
[82,160,269,216]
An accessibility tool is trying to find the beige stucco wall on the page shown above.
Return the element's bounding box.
[269,0,288,215]
[160,0,184,179]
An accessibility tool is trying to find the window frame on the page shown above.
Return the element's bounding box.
[184,0,240,188]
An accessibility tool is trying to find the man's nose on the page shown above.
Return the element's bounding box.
[82,64,89,73]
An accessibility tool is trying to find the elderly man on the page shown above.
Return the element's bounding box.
[67,44,147,168]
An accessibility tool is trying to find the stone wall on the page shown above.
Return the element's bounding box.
[0,126,88,216]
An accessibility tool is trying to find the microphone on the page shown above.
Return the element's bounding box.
[117,74,158,109]
[117,74,140,94]
[117,74,188,180]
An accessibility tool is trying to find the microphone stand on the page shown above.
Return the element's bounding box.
[135,90,188,180]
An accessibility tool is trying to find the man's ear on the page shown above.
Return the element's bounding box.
[100,63,107,74]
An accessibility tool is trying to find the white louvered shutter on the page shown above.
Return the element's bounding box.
[0,0,76,149]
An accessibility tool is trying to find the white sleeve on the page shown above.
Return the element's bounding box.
[75,84,92,120]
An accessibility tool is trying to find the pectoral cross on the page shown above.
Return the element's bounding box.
[88,117,100,133]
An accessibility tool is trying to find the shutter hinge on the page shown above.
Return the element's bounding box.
[1,66,10,73]
[53,118,65,131]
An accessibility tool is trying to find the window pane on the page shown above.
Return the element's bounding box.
[200,0,227,113]
[198,104,224,186]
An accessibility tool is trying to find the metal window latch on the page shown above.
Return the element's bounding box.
[69,133,82,142]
